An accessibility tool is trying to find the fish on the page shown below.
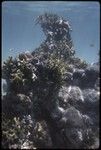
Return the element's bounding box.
[90,44,94,47]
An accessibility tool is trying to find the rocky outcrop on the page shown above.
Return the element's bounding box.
[56,63,100,148]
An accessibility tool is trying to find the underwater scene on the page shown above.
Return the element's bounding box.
[2,1,100,149]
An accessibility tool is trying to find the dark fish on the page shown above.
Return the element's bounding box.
[90,44,94,47]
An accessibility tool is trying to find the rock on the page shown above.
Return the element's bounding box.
[82,114,93,126]
[62,107,83,127]
[68,86,84,103]
[94,77,100,90]
[51,106,64,121]
[60,109,97,148]
[86,111,99,128]
[82,89,99,107]
[65,128,83,148]
[84,63,99,88]
[58,86,84,110]
[58,86,70,109]
[90,137,99,149]
[72,68,85,87]
[73,69,85,78]
[89,62,99,72]
[58,86,69,100]
[71,63,100,89]
[58,106,65,113]
[82,89,99,127]
[2,93,33,117]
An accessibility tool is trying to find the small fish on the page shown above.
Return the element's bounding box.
[90,44,94,47]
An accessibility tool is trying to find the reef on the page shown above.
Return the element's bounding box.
[2,13,100,149]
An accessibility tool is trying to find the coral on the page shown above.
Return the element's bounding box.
[2,13,99,149]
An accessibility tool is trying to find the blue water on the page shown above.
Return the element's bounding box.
[2,1,100,63]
